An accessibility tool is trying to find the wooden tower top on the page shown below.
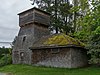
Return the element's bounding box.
[18,7,50,27]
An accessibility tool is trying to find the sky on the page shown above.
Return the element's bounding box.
[0,0,34,47]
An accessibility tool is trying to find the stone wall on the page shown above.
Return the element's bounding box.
[70,48,88,68]
[12,23,50,64]
[31,47,88,68]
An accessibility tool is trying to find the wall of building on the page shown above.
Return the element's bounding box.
[12,24,34,64]
[12,23,50,64]
[70,48,88,68]
[31,47,88,68]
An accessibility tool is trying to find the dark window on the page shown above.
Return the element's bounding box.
[23,36,26,42]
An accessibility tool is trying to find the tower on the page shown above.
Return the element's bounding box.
[12,7,50,64]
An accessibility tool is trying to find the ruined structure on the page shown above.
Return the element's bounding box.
[12,7,88,68]
[12,7,50,64]
[30,33,88,68]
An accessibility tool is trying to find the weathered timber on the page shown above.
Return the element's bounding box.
[19,7,50,27]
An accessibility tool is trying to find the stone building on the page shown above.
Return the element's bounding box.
[12,7,88,68]
[12,7,50,64]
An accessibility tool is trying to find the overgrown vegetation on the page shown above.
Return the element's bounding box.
[74,0,100,64]
[44,33,84,46]
[0,64,100,75]
[0,47,12,66]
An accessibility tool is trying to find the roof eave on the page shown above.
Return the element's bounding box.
[29,45,86,50]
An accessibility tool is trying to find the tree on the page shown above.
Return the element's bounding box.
[71,0,89,32]
[58,2,73,34]
[0,47,12,66]
[30,0,74,34]
[73,0,100,64]
[87,0,100,64]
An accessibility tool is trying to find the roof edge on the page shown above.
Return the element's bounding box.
[29,44,86,50]
[18,7,51,15]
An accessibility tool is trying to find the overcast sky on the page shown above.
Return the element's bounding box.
[0,0,34,42]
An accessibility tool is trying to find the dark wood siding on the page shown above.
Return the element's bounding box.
[34,12,50,26]
[19,12,50,27]
[19,13,33,26]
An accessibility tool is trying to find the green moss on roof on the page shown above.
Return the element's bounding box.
[32,33,85,48]
[43,33,84,47]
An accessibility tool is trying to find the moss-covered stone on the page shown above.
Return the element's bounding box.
[43,33,84,46]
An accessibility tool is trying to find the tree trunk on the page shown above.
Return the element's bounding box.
[55,0,58,33]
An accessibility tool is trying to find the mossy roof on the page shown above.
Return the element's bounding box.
[31,33,85,49]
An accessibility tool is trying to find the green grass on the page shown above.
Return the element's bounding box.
[0,64,100,75]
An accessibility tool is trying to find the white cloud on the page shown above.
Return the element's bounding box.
[0,0,33,46]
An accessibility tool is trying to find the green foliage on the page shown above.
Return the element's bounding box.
[0,65,100,75]
[73,0,100,64]
[0,54,12,66]
[58,3,74,34]
[0,47,10,59]
[0,47,12,66]
[87,26,100,64]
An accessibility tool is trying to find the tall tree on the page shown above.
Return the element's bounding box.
[72,0,79,31]
[71,0,89,32]
[30,0,73,34]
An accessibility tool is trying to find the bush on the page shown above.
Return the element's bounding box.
[0,54,12,66]
[0,47,12,67]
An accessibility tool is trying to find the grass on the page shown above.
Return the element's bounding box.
[0,64,100,75]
